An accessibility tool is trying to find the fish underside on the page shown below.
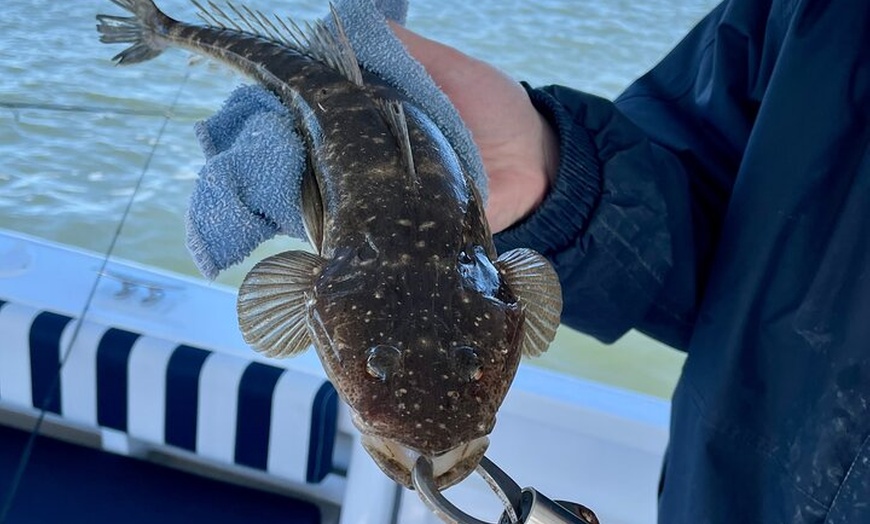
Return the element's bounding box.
[97,0,562,489]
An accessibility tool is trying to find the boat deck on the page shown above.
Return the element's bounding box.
[0,423,322,523]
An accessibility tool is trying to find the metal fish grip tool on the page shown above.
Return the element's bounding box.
[413,456,600,524]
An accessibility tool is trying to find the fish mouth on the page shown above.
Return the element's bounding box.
[360,434,489,490]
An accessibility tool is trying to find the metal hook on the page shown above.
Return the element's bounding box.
[411,456,522,524]
[412,457,492,524]
[412,456,599,524]
[476,456,521,523]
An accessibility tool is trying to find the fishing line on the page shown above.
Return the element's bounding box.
[0,69,192,523]
[0,100,171,117]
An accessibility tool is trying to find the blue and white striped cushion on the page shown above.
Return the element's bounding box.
[0,299,337,484]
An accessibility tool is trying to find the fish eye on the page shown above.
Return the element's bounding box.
[451,345,483,383]
[366,344,402,381]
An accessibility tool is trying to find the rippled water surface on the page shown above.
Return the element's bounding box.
[1,0,719,397]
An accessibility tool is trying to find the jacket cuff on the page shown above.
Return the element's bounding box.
[494,83,602,255]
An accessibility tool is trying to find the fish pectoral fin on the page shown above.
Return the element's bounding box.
[496,248,562,357]
[376,99,416,182]
[237,250,325,358]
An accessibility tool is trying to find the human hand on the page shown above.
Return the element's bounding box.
[391,23,559,233]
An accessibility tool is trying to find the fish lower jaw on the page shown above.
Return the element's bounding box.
[360,433,489,490]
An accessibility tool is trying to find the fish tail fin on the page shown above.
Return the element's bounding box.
[96,0,173,64]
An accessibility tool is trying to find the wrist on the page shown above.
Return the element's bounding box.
[494,84,602,255]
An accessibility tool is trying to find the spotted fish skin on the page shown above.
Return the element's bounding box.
[97,0,562,490]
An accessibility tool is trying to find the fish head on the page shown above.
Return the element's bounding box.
[306,242,527,489]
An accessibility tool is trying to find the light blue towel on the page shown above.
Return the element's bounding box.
[187,0,486,279]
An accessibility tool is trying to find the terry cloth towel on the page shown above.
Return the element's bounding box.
[186,0,487,279]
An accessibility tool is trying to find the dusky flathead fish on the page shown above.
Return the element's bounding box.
[97,0,562,489]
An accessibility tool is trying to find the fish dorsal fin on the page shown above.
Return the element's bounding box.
[376,99,417,181]
[496,248,562,357]
[192,1,291,44]
[321,4,364,85]
[191,1,364,86]
[237,250,325,358]
[290,5,364,86]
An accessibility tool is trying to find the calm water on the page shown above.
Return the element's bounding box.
[0,0,718,398]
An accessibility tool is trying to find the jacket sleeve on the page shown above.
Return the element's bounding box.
[494,0,775,349]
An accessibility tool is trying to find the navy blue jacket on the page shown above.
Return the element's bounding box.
[496,0,870,521]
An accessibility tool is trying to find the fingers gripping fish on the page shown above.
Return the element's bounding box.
[97,0,562,489]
